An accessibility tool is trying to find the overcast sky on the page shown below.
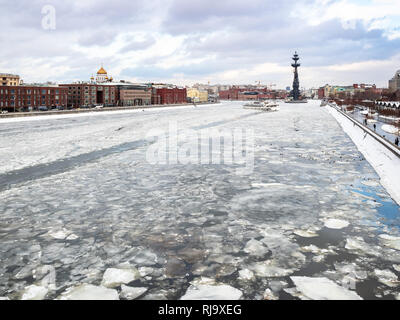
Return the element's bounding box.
[0,0,399,88]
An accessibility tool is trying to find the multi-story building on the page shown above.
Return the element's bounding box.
[0,85,68,112]
[1,74,20,86]
[59,83,117,107]
[119,84,152,106]
[151,85,187,105]
[187,88,209,103]
[389,70,400,92]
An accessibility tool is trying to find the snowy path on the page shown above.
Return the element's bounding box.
[0,101,399,300]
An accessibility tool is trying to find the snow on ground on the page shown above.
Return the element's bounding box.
[381,125,399,135]
[0,101,399,300]
[326,106,400,205]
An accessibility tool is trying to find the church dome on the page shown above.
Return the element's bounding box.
[97,67,107,75]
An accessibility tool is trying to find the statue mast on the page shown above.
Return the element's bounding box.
[291,52,301,101]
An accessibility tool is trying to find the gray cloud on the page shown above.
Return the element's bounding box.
[0,0,398,87]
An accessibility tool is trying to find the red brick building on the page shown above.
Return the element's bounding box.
[0,85,68,112]
[151,86,187,105]
[59,83,117,108]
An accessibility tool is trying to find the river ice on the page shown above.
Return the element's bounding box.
[0,101,399,300]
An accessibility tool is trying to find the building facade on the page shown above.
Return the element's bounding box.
[59,83,117,107]
[187,88,208,103]
[119,84,152,106]
[1,74,20,86]
[151,86,187,105]
[0,85,68,112]
[389,70,400,92]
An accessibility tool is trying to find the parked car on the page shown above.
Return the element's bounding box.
[38,106,48,111]
[95,105,104,109]
[56,106,65,111]
[1,110,8,114]
[80,105,90,109]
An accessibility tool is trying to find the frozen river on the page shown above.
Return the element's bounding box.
[0,100,399,300]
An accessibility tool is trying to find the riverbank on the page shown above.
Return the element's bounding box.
[0,102,218,119]
[326,104,400,205]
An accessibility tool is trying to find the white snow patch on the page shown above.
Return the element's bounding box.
[381,125,399,134]
[102,267,140,288]
[180,284,243,300]
[59,284,119,300]
[290,277,362,300]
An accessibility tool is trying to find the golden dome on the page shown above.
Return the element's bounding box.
[97,67,107,75]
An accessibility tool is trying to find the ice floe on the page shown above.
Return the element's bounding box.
[373,269,399,288]
[21,285,48,300]
[249,261,294,278]
[324,219,350,230]
[293,229,318,238]
[243,239,270,257]
[345,237,380,257]
[120,285,148,300]
[263,289,278,300]
[180,283,243,300]
[238,269,255,281]
[101,267,140,288]
[290,277,362,300]
[379,234,400,251]
[59,284,119,300]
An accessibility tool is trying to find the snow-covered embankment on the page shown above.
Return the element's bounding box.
[326,106,400,205]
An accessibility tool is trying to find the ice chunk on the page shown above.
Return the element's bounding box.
[345,237,380,256]
[58,284,119,300]
[120,285,148,300]
[393,265,400,272]
[131,250,158,266]
[180,284,243,300]
[21,285,48,300]
[293,229,318,238]
[268,280,288,293]
[102,267,140,288]
[243,239,270,257]
[238,269,255,281]
[374,269,399,288]
[263,289,278,300]
[379,234,400,251]
[0,297,10,300]
[324,219,349,230]
[59,284,119,300]
[290,277,362,300]
[66,234,79,241]
[47,228,72,240]
[249,261,294,277]
[190,277,217,286]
